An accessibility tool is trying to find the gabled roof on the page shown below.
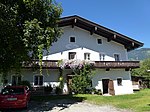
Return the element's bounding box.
[58,15,143,51]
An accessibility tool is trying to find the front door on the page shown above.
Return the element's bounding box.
[102,79,109,94]
[108,80,115,95]
[67,75,73,93]
[102,79,115,95]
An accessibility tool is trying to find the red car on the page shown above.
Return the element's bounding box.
[0,86,31,109]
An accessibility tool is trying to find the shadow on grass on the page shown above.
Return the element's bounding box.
[0,95,86,112]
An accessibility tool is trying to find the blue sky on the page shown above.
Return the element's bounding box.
[57,0,150,48]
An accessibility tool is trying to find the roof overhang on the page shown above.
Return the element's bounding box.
[58,15,143,51]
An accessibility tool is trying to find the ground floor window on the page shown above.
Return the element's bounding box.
[117,78,122,86]
[34,75,43,86]
[12,75,21,86]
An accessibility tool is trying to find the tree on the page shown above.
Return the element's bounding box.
[0,0,62,83]
[131,58,150,79]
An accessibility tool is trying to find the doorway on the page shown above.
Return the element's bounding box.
[102,79,109,94]
[67,75,74,93]
[102,79,115,95]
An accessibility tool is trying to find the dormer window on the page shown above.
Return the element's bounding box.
[70,36,76,43]
[97,39,102,44]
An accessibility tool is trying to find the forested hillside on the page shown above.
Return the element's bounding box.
[128,48,150,60]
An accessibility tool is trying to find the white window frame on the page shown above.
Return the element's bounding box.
[84,53,90,60]
[68,52,76,60]
[114,53,120,61]
[69,36,76,43]
[99,53,105,61]
[33,75,44,86]
[97,38,102,44]
[117,77,123,86]
[11,75,22,86]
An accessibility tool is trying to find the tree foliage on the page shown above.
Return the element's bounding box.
[0,0,62,79]
[70,64,95,94]
[131,58,150,79]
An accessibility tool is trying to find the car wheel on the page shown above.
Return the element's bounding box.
[25,101,29,109]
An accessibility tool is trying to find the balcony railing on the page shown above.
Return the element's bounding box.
[94,61,140,69]
[22,60,140,69]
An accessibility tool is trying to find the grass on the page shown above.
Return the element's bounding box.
[76,89,150,112]
[31,89,150,112]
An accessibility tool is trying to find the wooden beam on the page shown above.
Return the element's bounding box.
[90,26,97,35]
[106,68,110,71]
[125,68,131,71]
[107,34,116,42]
[132,42,135,47]
[72,18,77,28]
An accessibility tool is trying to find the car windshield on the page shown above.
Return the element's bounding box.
[1,87,24,95]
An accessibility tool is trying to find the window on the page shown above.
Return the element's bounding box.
[114,54,120,61]
[84,53,90,60]
[70,36,75,42]
[97,39,102,44]
[117,78,122,86]
[99,53,105,61]
[12,76,21,86]
[34,75,43,86]
[69,52,76,60]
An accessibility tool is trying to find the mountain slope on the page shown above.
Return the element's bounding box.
[128,48,150,60]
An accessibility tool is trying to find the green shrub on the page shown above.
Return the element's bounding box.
[55,86,62,95]
[44,84,53,93]
[18,80,31,89]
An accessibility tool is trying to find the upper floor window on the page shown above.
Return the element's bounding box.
[84,53,90,60]
[99,53,105,61]
[34,75,43,86]
[69,52,76,60]
[97,39,102,44]
[70,36,76,43]
[114,54,120,61]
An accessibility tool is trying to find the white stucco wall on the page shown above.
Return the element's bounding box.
[92,69,133,95]
[5,25,133,95]
[6,68,133,95]
[43,26,128,61]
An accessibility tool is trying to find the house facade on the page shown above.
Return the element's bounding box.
[6,15,143,95]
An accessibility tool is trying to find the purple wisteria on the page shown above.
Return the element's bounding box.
[58,59,95,70]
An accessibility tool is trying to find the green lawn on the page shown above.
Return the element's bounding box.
[76,89,150,112]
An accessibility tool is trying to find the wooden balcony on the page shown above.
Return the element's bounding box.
[94,61,140,69]
[22,60,140,69]
[22,60,59,69]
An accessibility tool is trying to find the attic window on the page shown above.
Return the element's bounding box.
[70,36,76,42]
[97,39,102,44]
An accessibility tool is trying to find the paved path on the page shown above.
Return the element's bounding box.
[25,99,132,112]
[0,99,132,112]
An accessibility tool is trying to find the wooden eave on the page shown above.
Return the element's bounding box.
[58,15,143,51]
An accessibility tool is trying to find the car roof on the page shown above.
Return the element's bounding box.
[5,86,26,88]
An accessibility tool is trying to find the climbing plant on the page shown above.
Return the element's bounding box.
[58,60,95,94]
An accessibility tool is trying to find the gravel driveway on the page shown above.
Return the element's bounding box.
[0,99,132,112]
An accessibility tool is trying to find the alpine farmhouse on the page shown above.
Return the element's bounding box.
[7,15,143,95]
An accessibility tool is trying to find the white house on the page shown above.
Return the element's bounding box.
[6,15,143,95]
